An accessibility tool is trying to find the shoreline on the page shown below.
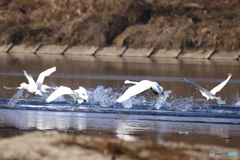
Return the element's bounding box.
[0,44,240,61]
[0,130,239,160]
[1,0,240,54]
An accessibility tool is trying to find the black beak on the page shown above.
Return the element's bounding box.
[83,99,87,103]
[162,92,164,95]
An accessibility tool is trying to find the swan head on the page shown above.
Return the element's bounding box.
[214,96,221,102]
[33,90,43,97]
[124,80,137,84]
[159,86,164,93]
[75,87,88,103]
[124,80,131,84]
[76,98,87,104]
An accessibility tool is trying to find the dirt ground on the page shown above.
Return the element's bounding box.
[0,130,239,160]
[0,0,240,51]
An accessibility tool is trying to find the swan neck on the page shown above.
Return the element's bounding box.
[124,80,138,84]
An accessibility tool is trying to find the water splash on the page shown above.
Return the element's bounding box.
[153,90,172,109]
[7,89,24,108]
[169,97,195,111]
[121,96,147,108]
[88,86,119,107]
[233,94,240,106]
[217,99,226,105]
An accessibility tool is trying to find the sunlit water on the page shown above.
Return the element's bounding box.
[0,54,240,147]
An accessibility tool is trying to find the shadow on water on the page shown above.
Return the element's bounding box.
[0,53,240,148]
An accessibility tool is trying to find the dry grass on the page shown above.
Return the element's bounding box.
[55,134,188,160]
[0,0,240,51]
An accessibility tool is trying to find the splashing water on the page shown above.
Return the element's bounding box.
[7,89,24,108]
[169,97,195,111]
[153,90,172,109]
[217,98,226,105]
[234,95,240,106]
[88,86,120,107]
[121,95,147,108]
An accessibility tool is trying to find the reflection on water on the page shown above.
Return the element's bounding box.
[0,108,240,147]
[0,53,240,148]
[1,109,87,131]
[116,120,139,141]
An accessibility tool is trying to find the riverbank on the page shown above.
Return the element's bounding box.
[1,0,240,53]
[1,44,240,61]
[0,130,239,160]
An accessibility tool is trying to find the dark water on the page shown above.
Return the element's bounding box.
[0,53,240,148]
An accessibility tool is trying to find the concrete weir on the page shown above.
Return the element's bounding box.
[94,47,127,57]
[150,49,182,58]
[209,51,240,60]
[1,44,240,61]
[178,49,215,59]
[121,48,154,57]
[0,43,14,53]
[64,46,98,56]
[8,44,42,54]
[36,45,68,55]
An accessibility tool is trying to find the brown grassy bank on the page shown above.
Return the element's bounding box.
[1,131,239,160]
[0,0,240,51]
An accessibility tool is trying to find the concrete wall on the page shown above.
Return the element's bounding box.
[0,44,239,61]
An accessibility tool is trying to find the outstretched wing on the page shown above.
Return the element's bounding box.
[116,83,150,103]
[23,70,36,85]
[184,78,210,93]
[46,86,74,103]
[36,66,56,87]
[41,84,57,92]
[4,86,22,90]
[210,73,232,95]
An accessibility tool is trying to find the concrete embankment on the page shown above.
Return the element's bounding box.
[0,44,240,61]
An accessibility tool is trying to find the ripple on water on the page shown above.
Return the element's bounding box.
[1,86,240,123]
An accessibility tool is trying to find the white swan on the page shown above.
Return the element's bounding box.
[4,66,56,96]
[46,86,88,104]
[184,73,232,101]
[116,80,164,103]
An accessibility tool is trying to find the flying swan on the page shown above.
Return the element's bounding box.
[184,73,232,101]
[116,80,164,103]
[46,86,88,104]
[4,66,56,96]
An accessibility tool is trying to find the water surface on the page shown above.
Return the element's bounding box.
[0,53,240,148]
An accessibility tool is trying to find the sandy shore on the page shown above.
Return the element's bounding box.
[0,131,239,160]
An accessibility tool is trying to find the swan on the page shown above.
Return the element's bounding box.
[184,73,232,101]
[116,80,164,103]
[4,66,56,96]
[46,86,88,104]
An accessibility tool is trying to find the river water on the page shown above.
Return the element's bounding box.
[0,53,240,148]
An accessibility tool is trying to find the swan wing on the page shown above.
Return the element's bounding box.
[116,83,150,103]
[23,70,36,85]
[185,78,210,94]
[41,84,56,92]
[46,86,74,103]
[36,66,56,87]
[4,86,22,90]
[210,73,232,95]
